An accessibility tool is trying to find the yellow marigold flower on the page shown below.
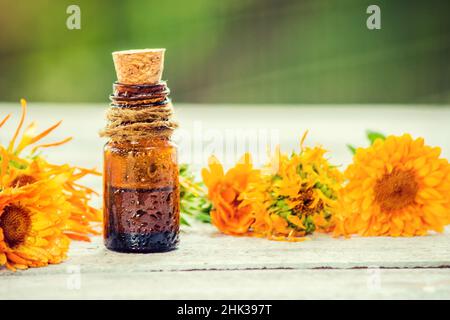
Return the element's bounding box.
[11,157,101,241]
[242,135,343,240]
[202,153,259,235]
[0,99,101,243]
[0,155,71,271]
[0,99,101,270]
[334,134,450,237]
[203,134,343,241]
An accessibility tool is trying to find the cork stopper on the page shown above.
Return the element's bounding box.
[112,48,165,85]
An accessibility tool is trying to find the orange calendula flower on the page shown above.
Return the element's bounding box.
[203,133,343,241]
[202,153,259,235]
[0,149,71,271]
[8,157,102,241]
[242,134,343,241]
[334,134,450,237]
[0,99,101,270]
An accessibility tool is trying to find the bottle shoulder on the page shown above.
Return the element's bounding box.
[104,138,177,151]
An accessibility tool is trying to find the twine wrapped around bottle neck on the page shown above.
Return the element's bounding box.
[100,81,178,141]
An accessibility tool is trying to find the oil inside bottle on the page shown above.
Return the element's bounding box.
[104,185,179,253]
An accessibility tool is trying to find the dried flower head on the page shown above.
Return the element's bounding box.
[202,133,343,241]
[242,133,343,240]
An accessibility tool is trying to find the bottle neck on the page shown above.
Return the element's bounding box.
[108,136,173,148]
[111,81,170,107]
[101,81,178,142]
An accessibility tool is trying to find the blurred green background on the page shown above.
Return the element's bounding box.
[0,0,449,104]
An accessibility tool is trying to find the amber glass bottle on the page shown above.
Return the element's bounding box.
[103,77,180,252]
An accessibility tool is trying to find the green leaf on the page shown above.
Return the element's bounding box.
[296,164,306,178]
[366,130,386,145]
[180,215,191,226]
[195,212,212,223]
[304,215,316,234]
[272,174,282,182]
[347,144,356,155]
[269,199,292,218]
[9,160,27,170]
[314,182,334,199]
[179,163,212,225]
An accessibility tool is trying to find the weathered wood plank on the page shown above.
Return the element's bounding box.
[1,224,448,276]
[1,267,449,299]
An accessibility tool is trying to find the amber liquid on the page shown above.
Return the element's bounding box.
[104,186,179,253]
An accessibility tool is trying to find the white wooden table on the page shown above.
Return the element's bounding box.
[0,103,449,299]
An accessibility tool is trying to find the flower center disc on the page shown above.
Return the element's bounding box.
[10,174,36,187]
[0,205,31,248]
[294,188,322,215]
[374,169,418,212]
